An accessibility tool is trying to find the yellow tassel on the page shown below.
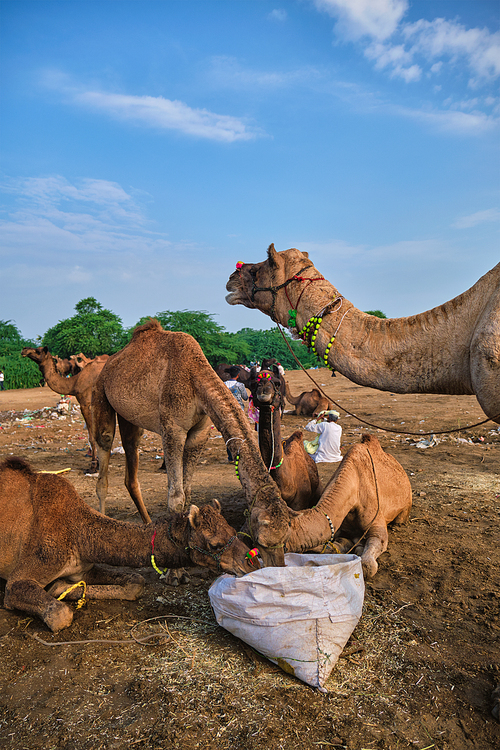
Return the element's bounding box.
[57,580,87,609]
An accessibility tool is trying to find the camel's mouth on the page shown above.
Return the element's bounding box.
[225,271,255,309]
[258,546,286,568]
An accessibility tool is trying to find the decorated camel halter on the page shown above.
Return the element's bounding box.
[236,261,322,323]
[298,297,352,371]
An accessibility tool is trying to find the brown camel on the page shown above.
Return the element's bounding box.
[214,363,252,386]
[22,347,107,472]
[249,366,322,510]
[92,319,290,566]
[284,434,412,578]
[70,353,110,372]
[226,244,500,423]
[0,456,254,632]
[284,381,334,417]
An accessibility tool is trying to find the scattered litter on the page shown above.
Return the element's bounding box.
[111,446,125,454]
[412,435,438,449]
[209,553,364,691]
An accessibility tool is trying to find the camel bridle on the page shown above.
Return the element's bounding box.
[241,261,320,322]
[150,522,238,576]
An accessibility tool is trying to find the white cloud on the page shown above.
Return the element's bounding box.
[314,0,408,41]
[41,72,260,143]
[313,0,500,91]
[268,9,287,22]
[453,208,500,229]
[403,18,500,86]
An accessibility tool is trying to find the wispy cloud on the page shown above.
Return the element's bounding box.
[268,9,288,23]
[313,0,500,89]
[453,208,500,229]
[41,71,261,143]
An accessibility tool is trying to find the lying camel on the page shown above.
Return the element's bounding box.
[92,320,290,567]
[22,347,107,472]
[249,366,322,510]
[0,456,254,632]
[285,381,334,417]
[280,434,412,578]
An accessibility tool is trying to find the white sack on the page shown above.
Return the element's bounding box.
[209,553,364,691]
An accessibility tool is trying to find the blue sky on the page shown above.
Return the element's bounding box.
[1,0,499,341]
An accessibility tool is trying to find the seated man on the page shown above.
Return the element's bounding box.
[304,410,342,463]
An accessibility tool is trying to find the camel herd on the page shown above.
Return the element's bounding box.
[3,249,499,681]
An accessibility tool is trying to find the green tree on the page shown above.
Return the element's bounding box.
[364,310,387,318]
[43,297,127,358]
[0,319,41,389]
[235,327,318,370]
[131,310,251,366]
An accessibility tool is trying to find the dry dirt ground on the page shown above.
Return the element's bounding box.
[0,369,499,750]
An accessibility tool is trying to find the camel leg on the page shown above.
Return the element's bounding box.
[360,524,388,579]
[160,422,188,513]
[79,400,98,473]
[47,567,145,601]
[182,416,212,504]
[5,579,74,632]
[93,386,116,516]
[117,416,150,523]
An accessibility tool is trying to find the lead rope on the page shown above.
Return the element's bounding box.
[276,321,499,436]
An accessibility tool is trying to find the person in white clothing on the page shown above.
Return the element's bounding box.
[304,410,342,463]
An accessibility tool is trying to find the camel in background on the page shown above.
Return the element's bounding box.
[22,347,107,472]
[0,456,254,632]
[284,381,335,417]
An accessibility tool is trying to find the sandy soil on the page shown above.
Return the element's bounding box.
[0,370,499,750]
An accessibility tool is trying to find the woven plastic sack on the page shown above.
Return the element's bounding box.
[209,553,364,691]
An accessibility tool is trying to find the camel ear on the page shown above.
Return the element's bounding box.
[302,251,309,259]
[287,508,303,519]
[267,243,279,269]
[210,499,221,512]
[188,504,200,528]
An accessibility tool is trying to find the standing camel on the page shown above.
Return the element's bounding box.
[92,320,290,567]
[248,366,322,510]
[22,347,107,472]
[226,245,500,423]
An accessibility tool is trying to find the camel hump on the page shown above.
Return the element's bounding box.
[131,318,164,339]
[360,434,383,451]
[0,456,34,476]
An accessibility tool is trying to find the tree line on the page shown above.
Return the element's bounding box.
[0,297,385,390]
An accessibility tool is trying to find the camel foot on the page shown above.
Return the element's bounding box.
[161,568,190,587]
[42,599,75,632]
[361,554,378,579]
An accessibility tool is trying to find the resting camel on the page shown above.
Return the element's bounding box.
[284,434,411,578]
[285,381,335,417]
[92,320,290,567]
[0,457,254,632]
[249,366,322,510]
[22,347,107,472]
[226,244,500,423]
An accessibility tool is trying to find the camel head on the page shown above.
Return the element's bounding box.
[249,501,292,568]
[249,367,282,410]
[21,346,51,364]
[186,500,257,576]
[226,244,314,323]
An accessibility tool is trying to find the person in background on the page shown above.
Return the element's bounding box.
[304,410,342,463]
[0,370,5,390]
[224,366,249,461]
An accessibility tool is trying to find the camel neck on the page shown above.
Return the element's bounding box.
[280,264,498,396]
[39,357,77,396]
[287,506,331,552]
[257,405,283,471]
